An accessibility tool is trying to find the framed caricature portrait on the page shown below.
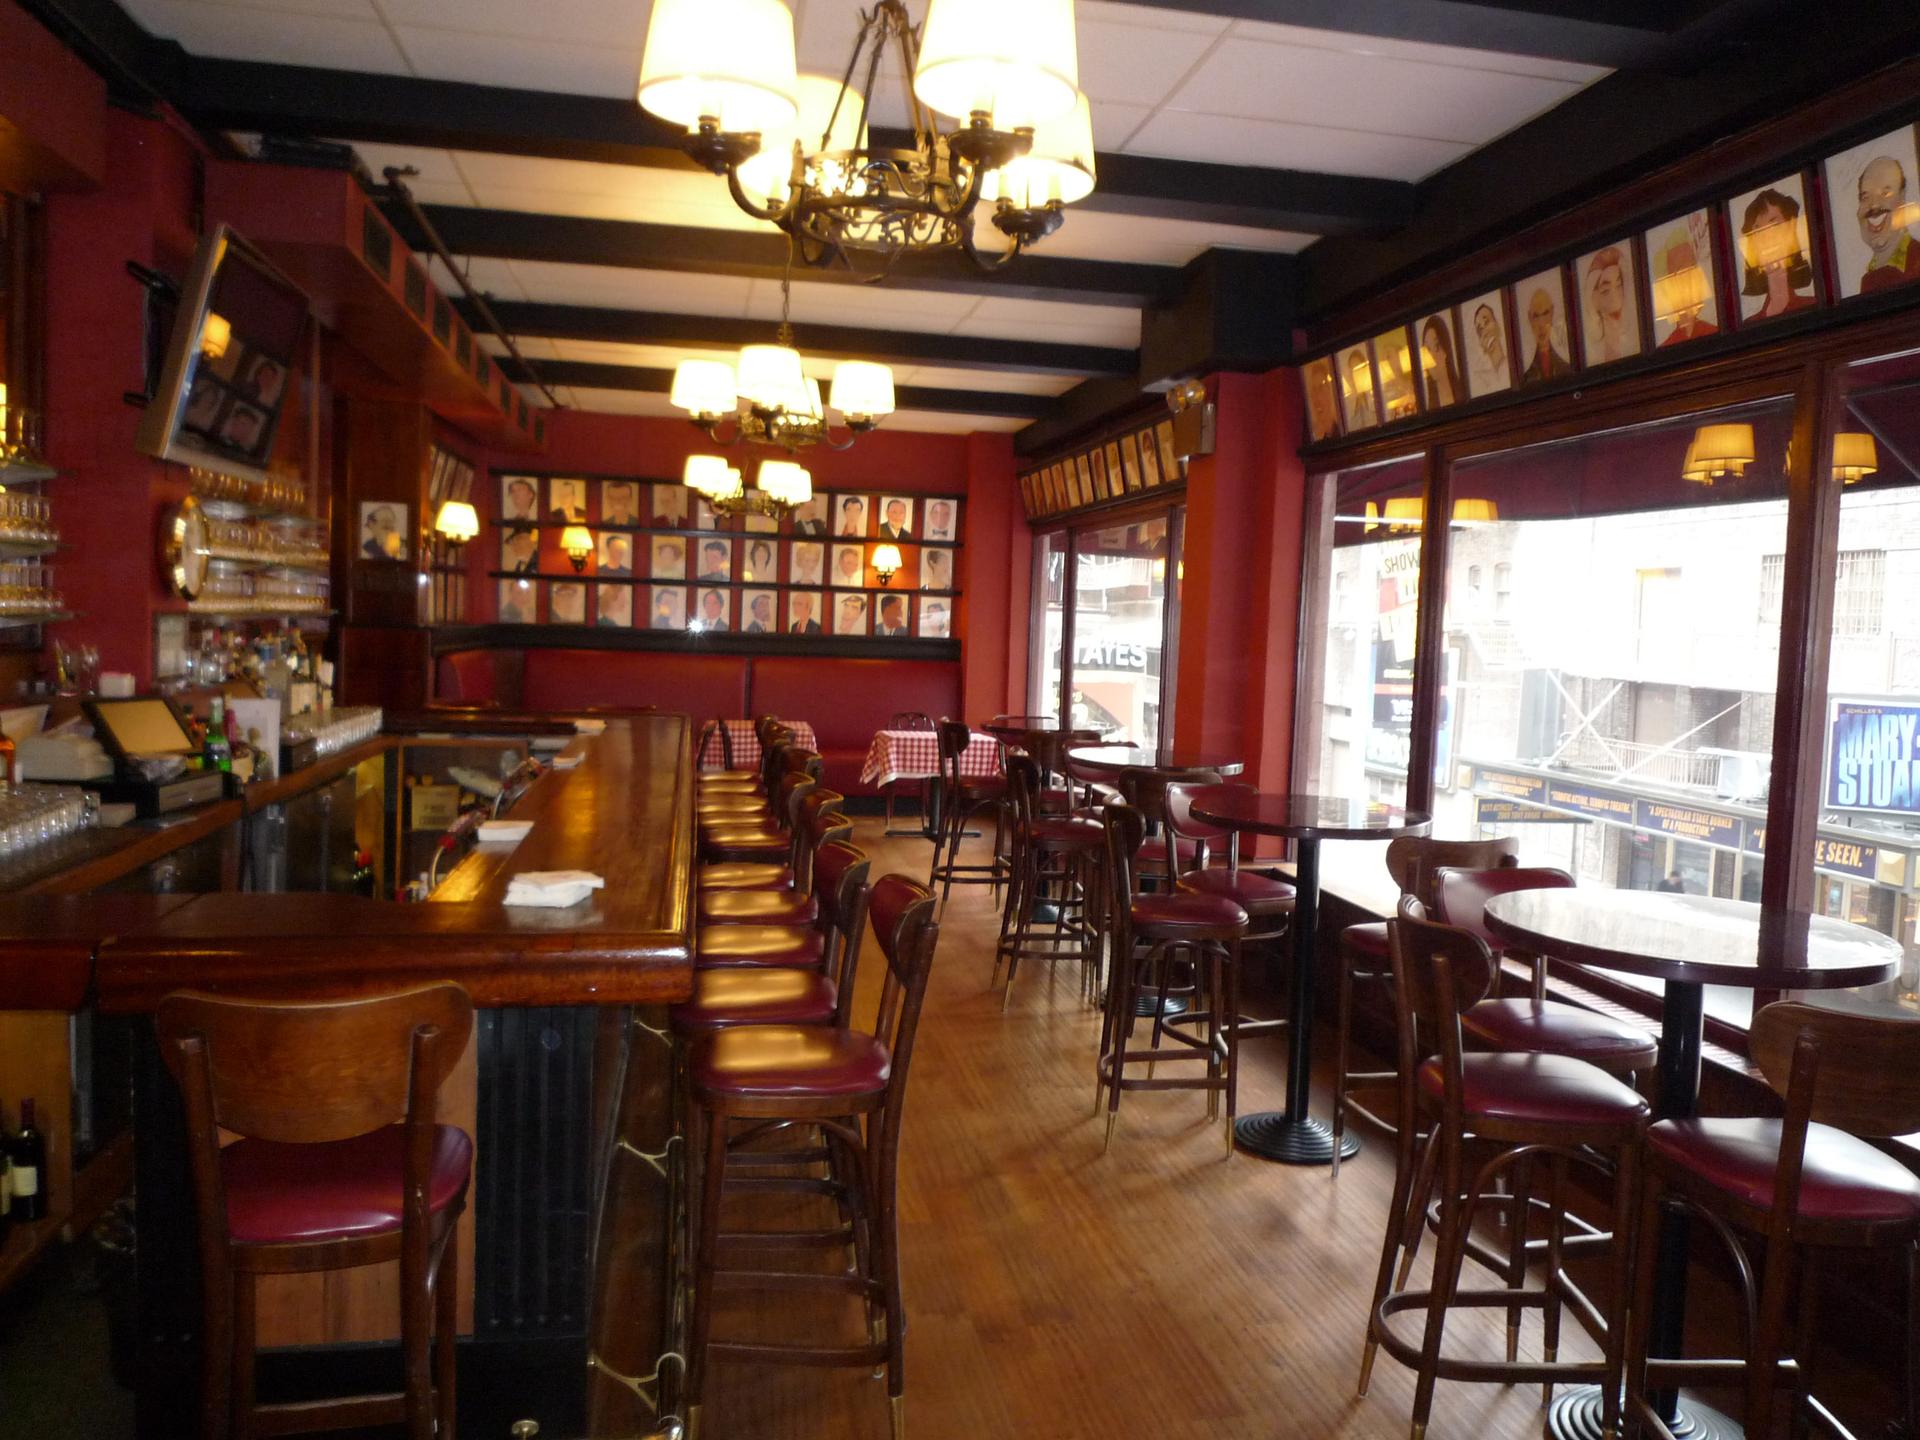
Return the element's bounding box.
[1155,421,1180,485]
[1371,326,1420,421]
[743,510,777,534]
[1824,125,1920,301]
[1462,291,1514,397]
[833,592,870,636]
[596,532,635,575]
[548,478,587,524]
[1335,341,1379,431]
[594,585,633,629]
[741,589,778,633]
[501,475,540,524]
[359,502,406,562]
[834,495,870,538]
[1138,430,1163,487]
[501,528,538,575]
[830,543,866,588]
[742,537,778,584]
[1088,448,1109,501]
[918,596,951,639]
[1105,440,1127,493]
[1729,172,1821,323]
[600,479,641,526]
[792,494,828,536]
[1514,267,1575,384]
[692,587,731,632]
[789,540,825,587]
[1645,209,1723,347]
[924,497,958,543]
[1302,356,1344,440]
[549,581,587,626]
[786,591,825,634]
[650,483,689,529]
[1414,311,1465,411]
[498,578,536,624]
[1120,435,1143,493]
[1575,240,1643,367]
[920,547,954,592]
[648,536,686,580]
[694,536,733,582]
[877,496,914,540]
[650,586,686,631]
[873,592,911,637]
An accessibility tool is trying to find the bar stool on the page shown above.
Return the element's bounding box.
[155,983,475,1440]
[700,777,848,895]
[1624,998,1920,1440]
[995,752,1103,1009]
[695,735,794,820]
[1167,780,1295,939]
[1095,802,1249,1157]
[881,710,935,836]
[698,718,785,796]
[928,719,1007,909]
[1360,901,1646,1440]
[696,837,869,974]
[684,874,943,1440]
[702,763,823,863]
[698,790,849,926]
[1332,835,1520,1171]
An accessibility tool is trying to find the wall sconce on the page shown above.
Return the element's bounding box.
[871,543,902,585]
[1681,422,1755,484]
[200,312,233,362]
[560,524,594,572]
[1833,432,1879,484]
[1166,377,1215,460]
[434,499,480,546]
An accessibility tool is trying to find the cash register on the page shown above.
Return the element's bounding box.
[80,695,228,817]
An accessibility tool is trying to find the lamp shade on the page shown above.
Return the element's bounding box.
[736,342,809,412]
[870,543,903,580]
[638,0,799,134]
[1651,249,1710,323]
[913,0,1079,130]
[560,525,594,558]
[200,311,233,361]
[670,359,738,417]
[1450,497,1499,525]
[829,360,896,420]
[981,92,1095,208]
[1382,496,1424,530]
[1833,431,1879,484]
[683,454,734,497]
[433,499,480,543]
[737,72,868,203]
[757,459,812,505]
[1682,422,1755,482]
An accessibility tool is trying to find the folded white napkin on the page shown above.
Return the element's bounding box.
[550,753,584,770]
[476,819,532,844]
[503,869,605,909]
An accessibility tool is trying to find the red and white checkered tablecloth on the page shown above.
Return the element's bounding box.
[859,729,1001,788]
[699,719,819,772]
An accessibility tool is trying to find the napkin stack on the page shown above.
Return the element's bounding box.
[503,869,605,909]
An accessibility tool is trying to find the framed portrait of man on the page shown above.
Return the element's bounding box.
[830,542,867,588]
[1104,440,1128,493]
[789,540,825,587]
[219,402,269,459]
[877,496,914,540]
[600,479,640,526]
[1336,342,1379,431]
[359,502,406,562]
[1644,209,1723,348]
[692,587,731,632]
[1576,241,1643,367]
[1371,326,1420,421]
[1462,291,1514,398]
[501,475,540,524]
[924,497,957,543]
[650,586,686,631]
[920,547,954,592]
[835,495,870,537]
[1138,430,1163,487]
[498,578,536,625]
[693,496,716,529]
[595,585,633,629]
[1824,126,1920,301]
[501,529,538,575]
[651,484,689,529]
[548,478,587,524]
[833,592,870,636]
[873,592,911,637]
[792,494,828,536]
[1302,356,1343,441]
[549,581,587,626]
[1088,449,1108,502]
[787,591,824,634]
[918,597,951,639]
[650,536,686,580]
[1414,311,1465,411]
[695,537,733,582]
[1155,421,1181,484]
[1515,267,1575,384]
[742,537,777,584]
[597,532,634,576]
[1120,435,1144,492]
[742,589,778,633]
[1729,172,1821,324]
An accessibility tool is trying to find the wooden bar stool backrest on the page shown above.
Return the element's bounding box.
[778,744,820,780]
[772,772,818,834]
[1005,751,1044,832]
[1164,778,1239,870]
[756,732,792,793]
[1101,803,1148,948]
[1383,835,1519,911]
[1432,863,1569,998]
[890,710,934,731]
[1385,900,1499,1128]
[865,875,942,1123]
[1751,1000,1920,1148]
[700,718,733,771]
[790,788,849,892]
[813,841,873,1025]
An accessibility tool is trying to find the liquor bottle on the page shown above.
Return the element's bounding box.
[204,696,233,774]
[10,1098,46,1222]
[352,848,377,898]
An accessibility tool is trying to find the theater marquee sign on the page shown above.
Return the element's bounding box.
[1826,697,1920,816]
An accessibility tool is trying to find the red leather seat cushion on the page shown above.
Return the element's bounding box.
[700,889,819,925]
[696,925,825,968]
[958,777,1007,801]
[1418,1053,1648,1129]
[1176,868,1297,916]
[1137,835,1201,868]
[1648,1118,1920,1224]
[435,650,501,705]
[223,1124,472,1245]
[691,1025,891,1099]
[1029,816,1103,849]
[701,829,789,860]
[697,795,770,816]
[700,862,792,891]
[1130,892,1248,939]
[1463,999,1658,1069]
[671,970,837,1033]
[1341,921,1391,968]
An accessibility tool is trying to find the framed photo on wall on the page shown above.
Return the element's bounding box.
[742,537,778,584]
[918,596,950,638]
[1413,311,1464,411]
[833,592,869,636]
[358,502,407,562]
[792,493,828,536]
[548,478,586,524]
[787,591,824,634]
[1823,125,1920,300]
[694,537,733,582]
[878,496,914,539]
[925,497,958,542]
[874,593,911,636]
[834,495,870,537]
[1335,341,1378,431]
[600,479,641,526]
[595,585,633,628]
[1729,171,1822,324]
[501,475,540,524]
[650,483,689,529]
[1371,326,1420,421]
[742,589,778,632]
[549,581,587,626]
[1119,435,1143,492]
[921,547,954,592]
[502,529,538,574]
[1461,290,1514,397]
[790,540,824,587]
[1154,421,1181,484]
[1138,430,1163,487]
[1644,209,1723,347]
[1088,448,1109,501]
[597,532,634,575]
[649,536,686,579]
[1104,440,1126,493]
[498,578,536,624]
[692,587,731,631]
[831,543,866,588]
[1514,266,1575,383]
[1575,240,1643,367]
[1301,356,1343,440]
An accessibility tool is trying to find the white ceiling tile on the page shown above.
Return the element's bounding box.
[885,410,1027,434]
[901,366,1078,396]
[1078,2,1230,36]
[1037,207,1310,264]
[1123,109,1471,181]
[495,261,757,317]
[376,0,650,48]
[746,278,979,336]
[392,25,644,98]
[484,334,559,360]
[1221,17,1607,84]
[563,387,683,418]
[127,0,379,20]
[1090,100,1152,150]
[949,311,1141,348]
[122,0,408,70]
[546,338,691,369]
[330,140,470,194]
[1073,16,1219,107]
[427,254,529,301]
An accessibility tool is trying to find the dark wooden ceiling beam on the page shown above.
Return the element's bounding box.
[461,300,1138,380]
[391,204,1173,309]
[527,360,1053,420]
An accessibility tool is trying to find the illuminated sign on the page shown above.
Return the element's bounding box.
[1827,698,1920,816]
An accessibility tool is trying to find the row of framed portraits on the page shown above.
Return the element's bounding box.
[1303,118,1920,443]
[498,473,962,544]
[496,531,957,592]
[494,578,952,639]
[1020,418,1184,521]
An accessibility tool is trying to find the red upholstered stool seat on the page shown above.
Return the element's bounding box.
[1176,867,1297,917]
[1647,1117,1920,1224]
[1418,1052,1648,1129]
[691,1024,892,1101]
[700,862,792,891]
[1137,834,1201,871]
[1029,815,1104,850]
[702,831,790,861]
[696,925,825,968]
[671,970,837,1034]
[1462,998,1658,1072]
[699,888,819,925]
[1341,920,1392,969]
[1130,891,1249,942]
[958,776,1007,802]
[222,1123,473,1245]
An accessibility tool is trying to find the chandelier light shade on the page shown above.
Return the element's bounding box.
[433,499,480,543]
[913,0,1080,129]
[829,361,896,423]
[1682,422,1756,484]
[1833,431,1879,484]
[670,358,738,420]
[637,0,798,135]
[736,343,809,413]
[683,454,736,498]
[738,73,869,206]
[982,92,1096,209]
[1450,497,1500,525]
[756,459,812,506]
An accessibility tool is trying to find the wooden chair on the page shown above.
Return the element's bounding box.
[881,709,936,836]
[927,719,1008,909]
[156,983,475,1440]
[1624,997,1920,1440]
[698,789,851,925]
[995,752,1104,1010]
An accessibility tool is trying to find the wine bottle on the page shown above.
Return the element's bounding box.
[0,1102,13,1245]
[11,1098,46,1222]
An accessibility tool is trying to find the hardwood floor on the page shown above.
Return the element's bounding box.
[595,818,1604,1440]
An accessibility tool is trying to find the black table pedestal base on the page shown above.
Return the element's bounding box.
[1131,992,1191,1018]
[1547,1386,1741,1440]
[1233,1112,1359,1165]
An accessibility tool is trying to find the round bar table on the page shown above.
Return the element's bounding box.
[1483,889,1902,1440]
[1187,789,1431,1165]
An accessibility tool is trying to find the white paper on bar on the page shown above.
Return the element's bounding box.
[477,819,533,844]
[549,753,584,770]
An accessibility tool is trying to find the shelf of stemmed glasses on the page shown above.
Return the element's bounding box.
[0,536,62,561]
[0,457,58,485]
[0,610,76,629]
[186,598,332,619]
[202,549,331,575]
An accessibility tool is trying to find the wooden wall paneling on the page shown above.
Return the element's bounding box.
[339,396,432,628]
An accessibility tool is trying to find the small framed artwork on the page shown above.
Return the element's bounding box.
[650,483,689,529]
[649,536,686,580]
[501,475,540,523]
[1120,434,1144,492]
[925,497,958,542]
[694,536,733,582]
[787,591,824,634]
[692,587,731,632]
[1414,311,1465,411]
[549,581,587,626]
[548,478,587,524]
[600,479,641,526]
[1139,430,1164,487]
[873,592,911,636]
[831,543,866,588]
[358,502,407,562]
[1371,326,1420,421]
[1041,467,1061,512]
[501,529,539,574]
[1049,462,1070,508]
[1302,356,1344,440]
[1514,267,1575,383]
[595,585,633,629]
[1019,473,1035,514]
[650,586,686,631]
[597,532,635,575]
[1644,209,1723,347]
[1088,448,1109,500]
[742,537,778,584]
[1105,440,1128,493]
[693,496,716,530]
[1462,291,1514,397]
[921,547,954,592]
[1575,240,1643,366]
[743,509,777,534]
[1823,125,1920,300]
[918,596,951,639]
[792,494,829,536]
[833,592,870,636]
[1729,172,1822,324]
[789,540,825,587]
[498,578,536,624]
[1335,341,1379,431]
[1155,421,1180,483]
[834,495,870,537]
[877,496,914,539]
[741,589,779,633]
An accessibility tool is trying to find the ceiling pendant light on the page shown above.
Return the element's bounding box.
[638,0,1092,271]
[683,453,813,522]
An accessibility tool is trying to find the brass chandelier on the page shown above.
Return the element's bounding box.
[637,0,1096,272]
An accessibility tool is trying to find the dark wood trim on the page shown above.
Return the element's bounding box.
[1403,449,1449,816]
[429,622,959,664]
[1290,469,1338,792]
[517,359,1053,421]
